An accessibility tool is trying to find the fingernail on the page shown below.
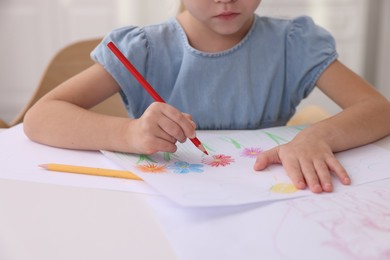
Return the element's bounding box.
[323,183,332,192]
[253,163,262,171]
[297,181,306,189]
[313,184,322,193]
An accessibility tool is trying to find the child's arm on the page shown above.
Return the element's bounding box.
[23,64,196,154]
[254,60,390,193]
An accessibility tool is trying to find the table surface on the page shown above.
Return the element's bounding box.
[1,127,389,260]
[0,179,177,260]
[0,127,177,260]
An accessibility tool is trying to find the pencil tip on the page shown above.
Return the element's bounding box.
[197,144,208,155]
[38,164,48,169]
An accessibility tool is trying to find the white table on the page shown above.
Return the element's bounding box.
[0,126,177,260]
[0,179,177,260]
[1,126,389,260]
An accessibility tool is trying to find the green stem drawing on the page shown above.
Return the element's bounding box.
[291,125,305,131]
[136,154,157,164]
[261,131,288,145]
[203,143,216,153]
[163,152,171,162]
[220,137,243,149]
[163,152,180,162]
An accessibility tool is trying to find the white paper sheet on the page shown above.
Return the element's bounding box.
[146,180,390,260]
[0,124,157,195]
[103,126,390,206]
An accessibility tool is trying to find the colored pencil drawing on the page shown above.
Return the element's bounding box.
[240,147,263,158]
[136,163,167,173]
[220,137,244,148]
[167,161,204,174]
[201,154,235,167]
[261,131,289,145]
[270,182,298,194]
[272,187,390,259]
[136,154,156,164]
[102,126,390,206]
[103,127,313,206]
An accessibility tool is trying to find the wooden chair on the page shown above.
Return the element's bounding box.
[0,38,127,128]
[287,105,331,126]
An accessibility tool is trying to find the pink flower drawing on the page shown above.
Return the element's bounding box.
[241,147,263,158]
[202,154,235,167]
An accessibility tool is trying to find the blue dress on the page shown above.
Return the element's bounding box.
[91,15,338,130]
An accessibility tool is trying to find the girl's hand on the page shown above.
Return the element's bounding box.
[253,135,351,193]
[126,102,196,155]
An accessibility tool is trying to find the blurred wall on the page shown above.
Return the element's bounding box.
[374,0,390,98]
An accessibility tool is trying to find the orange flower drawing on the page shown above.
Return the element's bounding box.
[136,163,167,173]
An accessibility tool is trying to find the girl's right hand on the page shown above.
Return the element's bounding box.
[126,102,196,154]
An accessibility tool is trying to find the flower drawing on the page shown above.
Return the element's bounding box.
[136,163,167,173]
[241,147,263,158]
[136,154,157,164]
[202,154,235,167]
[167,161,204,174]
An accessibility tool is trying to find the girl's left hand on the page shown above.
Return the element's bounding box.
[253,137,351,193]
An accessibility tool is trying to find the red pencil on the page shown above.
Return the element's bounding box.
[107,41,208,155]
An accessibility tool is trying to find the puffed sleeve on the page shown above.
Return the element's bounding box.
[90,26,149,111]
[285,16,338,106]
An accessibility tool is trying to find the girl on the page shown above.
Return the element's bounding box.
[24,0,390,193]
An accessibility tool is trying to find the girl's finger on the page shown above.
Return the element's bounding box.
[314,160,333,192]
[326,157,351,185]
[282,156,307,190]
[299,159,322,193]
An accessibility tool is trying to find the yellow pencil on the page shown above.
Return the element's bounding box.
[39,163,143,181]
